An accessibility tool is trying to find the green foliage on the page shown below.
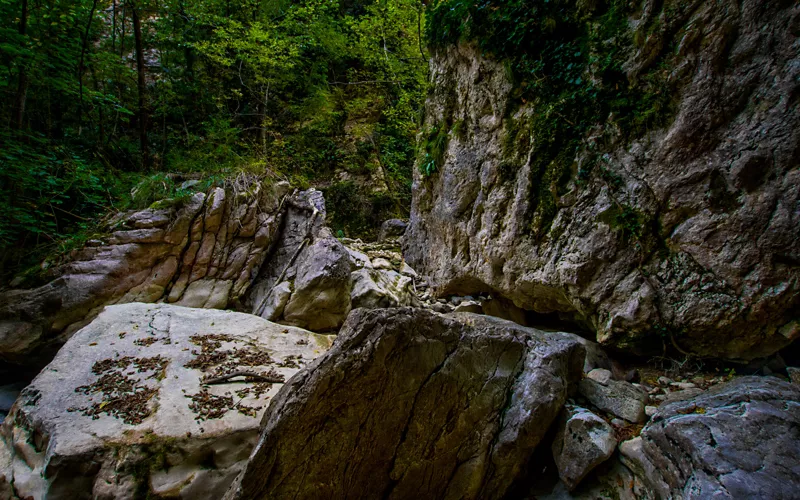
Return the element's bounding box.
[418,123,449,177]
[425,0,677,237]
[0,0,428,277]
[323,181,397,239]
[598,203,645,241]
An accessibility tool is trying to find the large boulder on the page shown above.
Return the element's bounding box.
[378,219,408,242]
[225,308,585,500]
[620,376,800,499]
[551,405,617,491]
[579,371,648,423]
[350,268,417,309]
[0,180,292,365]
[0,303,333,499]
[404,1,800,360]
[281,236,353,331]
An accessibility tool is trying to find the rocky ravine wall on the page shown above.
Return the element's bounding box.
[405,0,800,360]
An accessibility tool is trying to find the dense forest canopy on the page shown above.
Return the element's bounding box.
[0,0,428,277]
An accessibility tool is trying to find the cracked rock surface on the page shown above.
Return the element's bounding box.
[404,0,800,360]
[225,308,585,500]
[0,179,291,365]
[0,303,333,499]
[620,375,800,499]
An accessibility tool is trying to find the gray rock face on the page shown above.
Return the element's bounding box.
[404,0,800,360]
[579,376,648,423]
[225,308,585,500]
[0,180,291,365]
[0,303,333,499]
[248,191,356,332]
[552,405,617,491]
[350,269,417,309]
[281,236,353,331]
[620,376,800,499]
[378,218,407,242]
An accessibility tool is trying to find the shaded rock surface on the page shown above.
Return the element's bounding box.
[350,268,417,309]
[551,405,617,491]
[377,218,407,242]
[579,375,648,423]
[0,303,333,499]
[620,376,800,499]
[225,308,585,500]
[404,1,800,360]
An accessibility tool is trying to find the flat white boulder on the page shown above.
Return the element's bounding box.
[0,303,333,500]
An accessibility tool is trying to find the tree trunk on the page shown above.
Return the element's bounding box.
[12,0,29,129]
[78,0,99,133]
[130,0,150,169]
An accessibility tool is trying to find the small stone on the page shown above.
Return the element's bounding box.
[658,376,673,386]
[663,388,704,404]
[586,368,613,385]
[371,257,392,270]
[399,261,417,277]
[431,303,454,314]
[611,418,625,427]
[645,405,658,417]
[453,301,482,314]
[670,382,697,390]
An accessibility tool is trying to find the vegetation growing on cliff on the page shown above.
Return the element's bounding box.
[0,0,427,275]
[425,0,677,237]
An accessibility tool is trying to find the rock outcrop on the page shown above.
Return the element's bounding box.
[405,0,800,360]
[0,179,292,365]
[225,308,585,500]
[0,303,333,499]
[0,182,417,365]
[619,376,800,499]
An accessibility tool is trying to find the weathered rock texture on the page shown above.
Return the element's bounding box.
[620,376,800,499]
[225,308,585,500]
[0,179,292,365]
[405,1,800,360]
[0,303,333,499]
[551,405,617,491]
[0,183,394,364]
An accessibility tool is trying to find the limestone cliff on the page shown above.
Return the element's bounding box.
[405,0,800,360]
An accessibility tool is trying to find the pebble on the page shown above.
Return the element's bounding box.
[670,382,697,390]
[611,418,625,427]
[645,405,658,417]
[657,376,673,386]
[654,394,667,402]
